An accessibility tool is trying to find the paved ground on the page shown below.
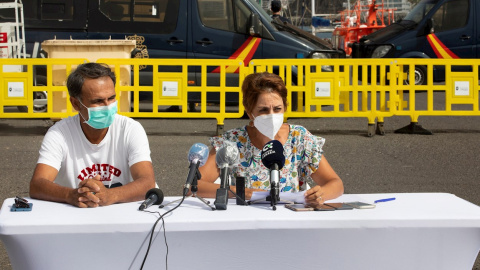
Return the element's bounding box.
[0,114,479,269]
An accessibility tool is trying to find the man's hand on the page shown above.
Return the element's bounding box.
[76,175,112,207]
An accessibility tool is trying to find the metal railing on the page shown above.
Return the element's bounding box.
[1,58,478,136]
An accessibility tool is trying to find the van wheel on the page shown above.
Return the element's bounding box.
[17,75,48,112]
[404,65,427,85]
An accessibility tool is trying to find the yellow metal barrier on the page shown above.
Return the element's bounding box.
[97,58,246,135]
[0,58,88,118]
[0,58,246,134]
[1,58,479,136]
[393,58,480,134]
[249,59,398,136]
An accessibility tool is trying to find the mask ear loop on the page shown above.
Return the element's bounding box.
[77,98,90,124]
[248,113,255,128]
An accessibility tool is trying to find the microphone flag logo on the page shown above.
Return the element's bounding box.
[262,142,273,152]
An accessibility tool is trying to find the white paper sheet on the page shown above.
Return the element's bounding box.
[250,191,306,204]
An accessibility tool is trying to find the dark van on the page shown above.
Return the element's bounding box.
[351,0,479,85]
[0,0,344,112]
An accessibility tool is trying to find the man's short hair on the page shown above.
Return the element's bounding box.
[271,0,282,13]
[66,63,116,99]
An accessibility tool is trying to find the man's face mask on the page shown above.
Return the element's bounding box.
[253,113,284,140]
[78,99,117,129]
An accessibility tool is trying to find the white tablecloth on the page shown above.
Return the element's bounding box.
[1,193,480,270]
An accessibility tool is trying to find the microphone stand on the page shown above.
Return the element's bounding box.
[267,181,279,210]
[190,168,215,210]
[214,169,248,210]
[248,164,292,210]
[224,175,248,206]
[160,162,215,211]
[247,190,293,210]
[228,188,248,205]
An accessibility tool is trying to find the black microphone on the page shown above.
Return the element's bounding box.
[214,141,240,210]
[183,143,209,196]
[261,140,285,170]
[261,140,285,210]
[139,188,164,211]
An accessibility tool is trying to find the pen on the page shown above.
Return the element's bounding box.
[374,197,396,203]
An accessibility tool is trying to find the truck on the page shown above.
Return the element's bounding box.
[0,0,344,112]
[351,0,479,85]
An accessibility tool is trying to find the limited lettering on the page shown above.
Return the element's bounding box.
[77,163,122,182]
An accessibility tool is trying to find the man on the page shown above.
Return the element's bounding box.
[271,0,291,24]
[29,63,156,208]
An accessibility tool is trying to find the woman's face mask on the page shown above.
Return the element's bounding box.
[78,100,117,129]
[253,113,284,140]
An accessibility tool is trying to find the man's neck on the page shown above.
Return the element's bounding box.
[79,119,109,144]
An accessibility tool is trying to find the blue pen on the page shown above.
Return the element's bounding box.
[374,197,396,203]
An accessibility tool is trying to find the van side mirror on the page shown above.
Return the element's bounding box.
[249,13,261,36]
[425,18,434,34]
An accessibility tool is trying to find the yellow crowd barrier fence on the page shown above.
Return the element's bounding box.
[1,58,479,136]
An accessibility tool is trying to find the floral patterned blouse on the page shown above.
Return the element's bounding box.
[209,124,324,192]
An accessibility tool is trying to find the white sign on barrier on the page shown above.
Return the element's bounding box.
[162,81,178,97]
[454,81,470,96]
[315,82,331,97]
[7,82,24,97]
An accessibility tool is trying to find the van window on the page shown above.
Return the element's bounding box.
[99,0,167,23]
[403,0,436,23]
[41,0,74,20]
[197,0,250,34]
[431,0,468,32]
[91,0,179,34]
[0,0,73,21]
[198,0,234,31]
[234,0,250,34]
[24,0,39,20]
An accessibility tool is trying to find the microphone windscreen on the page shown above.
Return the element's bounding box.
[145,188,164,205]
[215,140,239,168]
[188,143,209,166]
[261,140,285,170]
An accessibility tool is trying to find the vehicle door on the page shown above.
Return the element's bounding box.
[423,0,474,59]
[191,0,261,61]
[190,0,261,104]
[88,0,186,59]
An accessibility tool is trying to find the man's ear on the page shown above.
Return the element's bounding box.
[70,96,80,112]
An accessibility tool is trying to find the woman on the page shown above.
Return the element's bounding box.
[197,72,343,206]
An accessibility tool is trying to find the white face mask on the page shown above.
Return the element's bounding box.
[253,113,284,140]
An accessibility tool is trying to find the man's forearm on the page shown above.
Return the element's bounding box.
[30,177,75,205]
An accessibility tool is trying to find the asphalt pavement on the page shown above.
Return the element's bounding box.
[1,114,479,269]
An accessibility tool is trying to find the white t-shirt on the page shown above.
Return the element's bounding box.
[37,114,152,188]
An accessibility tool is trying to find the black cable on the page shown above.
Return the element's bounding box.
[140,196,186,270]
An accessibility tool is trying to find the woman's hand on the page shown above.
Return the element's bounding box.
[304,185,325,207]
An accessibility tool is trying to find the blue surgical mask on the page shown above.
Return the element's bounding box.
[78,100,117,129]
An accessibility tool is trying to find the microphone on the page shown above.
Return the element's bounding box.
[183,143,209,196]
[261,140,285,171]
[214,141,240,210]
[139,188,164,211]
[216,141,240,188]
[261,140,285,210]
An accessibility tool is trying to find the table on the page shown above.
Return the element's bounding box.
[1,193,480,270]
